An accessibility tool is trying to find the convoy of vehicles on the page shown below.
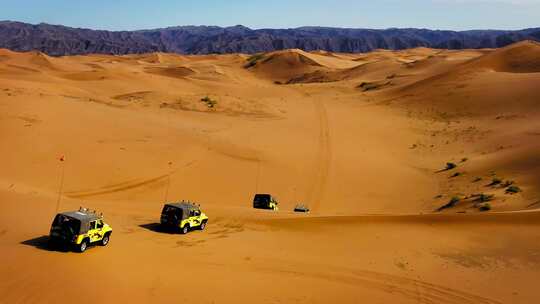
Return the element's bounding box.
[46,193,309,252]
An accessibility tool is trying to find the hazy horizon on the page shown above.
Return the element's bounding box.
[1,19,539,33]
[1,0,539,32]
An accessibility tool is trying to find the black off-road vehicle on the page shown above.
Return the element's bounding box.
[294,204,310,213]
[253,194,278,211]
[49,208,113,253]
[160,202,208,234]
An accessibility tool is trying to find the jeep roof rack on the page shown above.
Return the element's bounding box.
[78,206,103,218]
[165,200,200,210]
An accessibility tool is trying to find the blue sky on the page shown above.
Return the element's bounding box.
[1,0,539,31]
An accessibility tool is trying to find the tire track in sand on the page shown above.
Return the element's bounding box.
[255,265,500,304]
[64,174,170,198]
[309,99,331,211]
[346,268,500,304]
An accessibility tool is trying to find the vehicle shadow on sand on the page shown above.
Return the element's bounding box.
[20,235,71,252]
[139,223,179,234]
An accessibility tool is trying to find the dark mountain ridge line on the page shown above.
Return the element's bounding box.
[0,21,539,56]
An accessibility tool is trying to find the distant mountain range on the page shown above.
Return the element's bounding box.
[1,21,539,56]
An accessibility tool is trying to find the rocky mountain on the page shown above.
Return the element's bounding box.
[0,21,539,56]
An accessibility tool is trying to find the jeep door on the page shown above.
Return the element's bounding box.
[89,220,103,242]
[189,210,202,227]
[95,220,105,240]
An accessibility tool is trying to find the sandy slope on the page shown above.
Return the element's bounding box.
[1,43,540,303]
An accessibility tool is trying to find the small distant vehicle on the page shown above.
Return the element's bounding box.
[294,204,310,213]
[253,194,279,211]
[160,202,208,234]
[49,207,113,253]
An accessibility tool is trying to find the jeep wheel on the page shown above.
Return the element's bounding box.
[78,240,88,253]
[199,221,207,231]
[101,234,110,246]
[181,224,189,234]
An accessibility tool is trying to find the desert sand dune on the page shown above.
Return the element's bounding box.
[246,49,333,82]
[287,58,401,84]
[144,66,196,78]
[464,41,540,73]
[281,48,482,85]
[132,53,184,64]
[1,43,540,303]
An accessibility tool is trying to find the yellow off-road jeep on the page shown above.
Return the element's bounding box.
[160,202,208,234]
[253,194,279,211]
[49,208,113,253]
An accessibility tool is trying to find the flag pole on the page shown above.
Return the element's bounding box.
[55,155,66,214]
[163,161,172,202]
[255,160,261,193]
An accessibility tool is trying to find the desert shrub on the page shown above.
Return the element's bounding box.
[479,203,492,212]
[445,162,457,170]
[461,157,468,163]
[474,193,494,203]
[501,180,514,187]
[247,53,265,62]
[473,177,482,183]
[358,81,389,92]
[200,96,217,108]
[436,196,460,212]
[450,172,462,178]
[358,82,376,91]
[244,53,265,68]
[506,186,521,194]
[244,61,256,69]
[489,178,502,186]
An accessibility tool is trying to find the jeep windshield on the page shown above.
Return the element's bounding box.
[51,214,81,237]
